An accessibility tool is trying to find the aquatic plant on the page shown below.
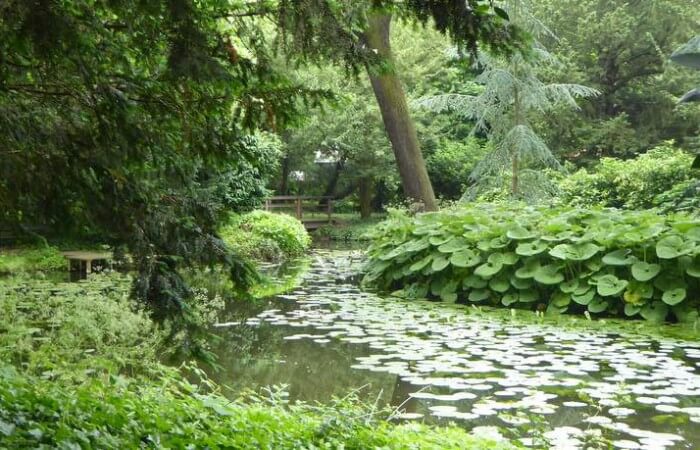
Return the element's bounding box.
[363,204,700,322]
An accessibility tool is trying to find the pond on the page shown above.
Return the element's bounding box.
[208,249,700,450]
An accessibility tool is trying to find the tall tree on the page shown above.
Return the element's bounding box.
[274,0,523,210]
[415,0,598,200]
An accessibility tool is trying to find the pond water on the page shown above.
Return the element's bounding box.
[209,249,700,450]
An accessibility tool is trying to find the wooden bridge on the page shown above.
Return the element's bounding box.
[264,196,335,230]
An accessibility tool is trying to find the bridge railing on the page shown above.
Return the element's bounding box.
[264,196,334,222]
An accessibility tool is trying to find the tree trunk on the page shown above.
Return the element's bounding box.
[358,176,373,219]
[363,12,438,211]
[278,155,290,195]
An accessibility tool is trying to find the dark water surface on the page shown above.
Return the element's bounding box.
[208,249,700,449]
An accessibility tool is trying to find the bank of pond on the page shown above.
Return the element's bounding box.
[2,204,700,449]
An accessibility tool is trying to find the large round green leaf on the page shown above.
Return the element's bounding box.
[640,302,669,323]
[450,250,481,268]
[469,289,490,302]
[551,292,571,308]
[462,275,488,289]
[534,265,564,285]
[475,260,503,278]
[516,241,548,256]
[572,288,594,305]
[559,279,580,294]
[515,260,540,279]
[431,255,450,272]
[602,249,636,266]
[438,238,466,253]
[507,225,536,240]
[631,261,661,282]
[409,255,433,273]
[549,243,601,261]
[511,277,533,289]
[588,297,609,314]
[595,275,628,297]
[624,303,641,317]
[686,261,700,278]
[662,288,686,306]
[489,277,511,293]
[429,235,452,246]
[656,235,689,259]
[501,292,519,306]
[518,289,538,303]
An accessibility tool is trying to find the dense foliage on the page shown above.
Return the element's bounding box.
[558,143,698,211]
[0,0,323,319]
[220,211,311,262]
[364,204,700,323]
[0,245,65,274]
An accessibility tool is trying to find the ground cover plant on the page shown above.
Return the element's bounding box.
[364,204,700,323]
[220,211,311,262]
[0,245,66,274]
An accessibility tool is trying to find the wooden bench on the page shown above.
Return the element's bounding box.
[264,196,335,230]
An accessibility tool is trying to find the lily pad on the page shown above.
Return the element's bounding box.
[469,289,490,302]
[624,303,642,317]
[516,241,548,256]
[572,288,595,305]
[431,255,450,272]
[588,297,609,314]
[501,292,519,306]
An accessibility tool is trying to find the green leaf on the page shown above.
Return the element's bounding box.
[429,235,452,246]
[518,289,538,303]
[631,261,661,281]
[463,275,488,289]
[438,238,466,253]
[559,279,579,294]
[572,288,594,305]
[469,289,490,302]
[474,260,503,278]
[511,277,533,289]
[450,250,481,268]
[489,276,511,293]
[515,260,540,279]
[602,249,636,266]
[595,275,628,297]
[640,302,669,323]
[502,293,519,306]
[409,255,433,273]
[624,303,641,317]
[515,241,548,256]
[551,292,571,307]
[549,242,601,261]
[588,297,609,314]
[686,261,700,278]
[494,6,509,20]
[507,225,536,240]
[431,255,449,272]
[662,288,686,306]
[656,235,689,259]
[533,264,564,285]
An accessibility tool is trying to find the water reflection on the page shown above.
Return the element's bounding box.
[209,250,700,449]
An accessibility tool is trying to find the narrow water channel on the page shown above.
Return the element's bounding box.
[209,249,700,450]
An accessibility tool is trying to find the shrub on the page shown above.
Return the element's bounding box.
[220,211,310,262]
[559,142,695,210]
[363,204,700,323]
[0,245,66,273]
[426,138,490,200]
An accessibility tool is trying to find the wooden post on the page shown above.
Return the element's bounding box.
[327,197,333,222]
[295,197,302,220]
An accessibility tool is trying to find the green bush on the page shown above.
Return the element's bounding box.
[364,204,700,323]
[220,211,310,262]
[0,245,66,273]
[559,142,695,210]
[426,138,490,200]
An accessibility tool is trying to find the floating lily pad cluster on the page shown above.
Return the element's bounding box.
[363,204,700,322]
